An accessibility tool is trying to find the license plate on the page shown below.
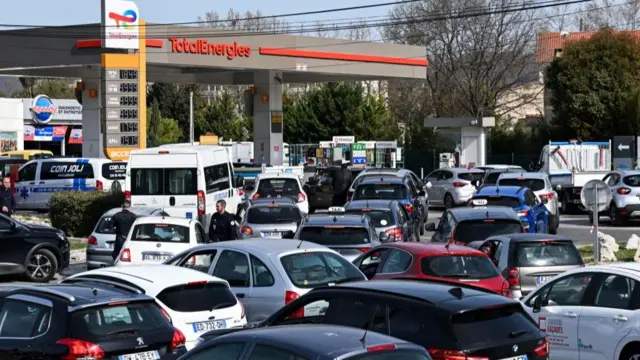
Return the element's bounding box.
[264,232,282,238]
[192,320,226,332]
[105,242,113,249]
[119,350,160,360]
[500,356,527,360]
[537,276,553,284]
[143,254,170,261]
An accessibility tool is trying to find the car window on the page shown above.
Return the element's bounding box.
[130,168,197,196]
[437,213,453,238]
[498,178,545,191]
[421,255,499,279]
[0,216,12,231]
[355,248,390,276]
[95,216,115,234]
[543,273,594,306]
[257,178,301,197]
[484,172,501,186]
[189,343,246,360]
[0,298,52,337]
[471,196,521,208]
[321,298,387,333]
[299,226,370,245]
[280,251,365,288]
[623,175,640,187]
[513,241,582,267]
[354,183,408,201]
[247,206,302,224]
[346,350,432,360]
[453,220,523,244]
[396,205,407,224]
[18,162,37,182]
[157,282,237,312]
[195,224,207,244]
[346,209,394,227]
[441,171,453,180]
[426,171,440,181]
[130,223,190,243]
[458,173,484,182]
[180,250,217,274]
[40,161,95,180]
[381,249,412,274]
[593,274,637,310]
[251,255,275,287]
[213,250,251,287]
[248,344,307,360]
[388,306,454,349]
[204,164,230,193]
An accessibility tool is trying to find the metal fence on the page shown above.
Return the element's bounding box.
[286,143,404,168]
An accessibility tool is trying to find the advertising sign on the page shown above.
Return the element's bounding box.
[352,143,366,165]
[23,126,67,142]
[376,141,397,149]
[332,136,355,144]
[102,0,140,50]
[102,67,140,150]
[69,129,83,144]
[30,95,57,124]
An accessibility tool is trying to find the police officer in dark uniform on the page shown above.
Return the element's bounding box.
[332,161,353,206]
[209,200,238,242]
[0,176,16,217]
[111,200,137,261]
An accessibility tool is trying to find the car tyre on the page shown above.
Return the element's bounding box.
[309,207,316,214]
[444,194,454,209]
[610,203,626,226]
[414,224,421,242]
[620,343,640,360]
[549,215,559,234]
[24,248,58,283]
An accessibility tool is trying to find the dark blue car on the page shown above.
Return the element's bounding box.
[470,186,549,233]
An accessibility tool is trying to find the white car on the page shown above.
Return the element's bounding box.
[244,172,309,214]
[61,265,247,350]
[521,263,640,360]
[114,216,208,266]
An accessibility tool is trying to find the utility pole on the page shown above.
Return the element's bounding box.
[189,91,194,145]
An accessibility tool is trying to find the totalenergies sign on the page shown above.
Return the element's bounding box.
[169,38,251,60]
[102,0,140,50]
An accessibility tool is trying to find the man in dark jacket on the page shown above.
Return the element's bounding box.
[0,176,16,217]
[209,200,238,242]
[111,200,137,261]
[332,162,353,206]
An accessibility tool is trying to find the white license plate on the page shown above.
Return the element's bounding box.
[143,254,170,261]
[192,319,226,332]
[105,242,113,249]
[537,276,553,284]
[264,232,282,238]
[119,350,160,360]
[500,356,527,360]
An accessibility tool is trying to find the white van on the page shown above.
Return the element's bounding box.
[125,145,244,233]
[15,158,127,211]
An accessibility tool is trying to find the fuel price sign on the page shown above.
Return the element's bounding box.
[102,67,141,149]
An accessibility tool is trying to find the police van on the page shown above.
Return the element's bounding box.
[15,158,127,211]
[125,145,244,233]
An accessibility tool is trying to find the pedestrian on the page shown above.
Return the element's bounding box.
[332,161,353,206]
[209,200,238,242]
[111,200,137,261]
[0,176,15,217]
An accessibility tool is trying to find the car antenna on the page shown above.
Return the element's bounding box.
[296,239,304,249]
[92,288,99,296]
[360,304,380,348]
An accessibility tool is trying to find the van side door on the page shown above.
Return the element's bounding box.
[15,162,38,210]
[226,162,241,215]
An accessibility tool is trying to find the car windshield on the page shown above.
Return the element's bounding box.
[131,223,190,243]
[347,350,432,360]
[454,220,523,244]
[421,255,499,279]
[623,175,640,187]
[353,184,407,200]
[498,178,546,191]
[346,209,394,227]
[299,226,370,245]
[96,216,115,234]
[484,172,502,186]
[458,172,484,182]
[247,206,302,224]
[157,282,237,312]
[514,241,582,267]
[280,251,365,288]
[471,196,521,208]
[257,178,300,197]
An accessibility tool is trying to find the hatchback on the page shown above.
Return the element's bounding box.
[428,206,524,244]
[245,173,309,214]
[236,198,302,239]
[163,240,367,324]
[344,199,415,242]
[595,170,640,226]
[470,186,549,233]
[87,207,169,269]
[424,168,481,209]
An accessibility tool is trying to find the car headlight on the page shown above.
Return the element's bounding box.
[57,232,66,241]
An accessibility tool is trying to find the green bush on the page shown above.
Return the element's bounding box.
[49,190,124,237]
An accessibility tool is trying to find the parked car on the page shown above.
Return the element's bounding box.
[0,283,186,359]
[469,233,584,298]
[245,172,309,214]
[424,168,481,209]
[344,200,415,242]
[0,212,70,282]
[236,198,302,239]
[198,280,549,360]
[352,242,510,296]
[593,170,640,226]
[480,167,523,187]
[162,240,367,323]
[428,206,524,244]
[304,165,366,213]
[87,207,169,269]
[61,265,247,350]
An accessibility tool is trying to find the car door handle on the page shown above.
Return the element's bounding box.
[613,315,628,322]
[38,181,45,184]
[564,312,578,318]
[236,293,245,298]
[28,182,35,185]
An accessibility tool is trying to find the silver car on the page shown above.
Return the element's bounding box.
[86,207,169,269]
[596,170,640,226]
[497,171,560,234]
[424,168,481,209]
[237,198,302,239]
[163,239,367,323]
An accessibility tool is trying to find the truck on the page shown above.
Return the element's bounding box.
[537,140,611,213]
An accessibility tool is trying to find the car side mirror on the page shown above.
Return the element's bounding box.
[235,176,245,187]
[426,223,436,231]
[532,296,542,313]
[555,184,562,191]
[245,184,255,192]
[379,232,391,243]
[426,181,433,189]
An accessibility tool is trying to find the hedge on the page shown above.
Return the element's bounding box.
[49,190,124,237]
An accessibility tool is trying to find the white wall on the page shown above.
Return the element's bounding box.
[0,98,25,151]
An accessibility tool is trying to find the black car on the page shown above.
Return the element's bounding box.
[303,166,366,213]
[189,324,430,360]
[344,200,416,242]
[0,212,70,282]
[481,168,523,187]
[0,283,186,359]
[236,198,303,238]
[198,280,549,360]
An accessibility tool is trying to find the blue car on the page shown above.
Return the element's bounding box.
[470,186,549,233]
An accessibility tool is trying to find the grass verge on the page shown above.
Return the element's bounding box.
[70,242,87,251]
[579,244,636,263]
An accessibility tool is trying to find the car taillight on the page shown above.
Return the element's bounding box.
[96,180,103,192]
[124,190,131,201]
[241,226,253,235]
[428,349,488,360]
[297,192,306,203]
[618,187,632,195]
[252,193,260,199]
[170,328,186,351]
[534,338,549,357]
[359,247,370,253]
[539,193,554,201]
[119,248,131,262]
[452,181,467,187]
[285,291,304,318]
[507,267,520,288]
[501,281,511,297]
[403,203,414,214]
[385,227,403,242]
[517,209,528,217]
[57,338,105,360]
[367,344,397,352]
[159,306,172,323]
[197,190,206,216]
[87,236,98,246]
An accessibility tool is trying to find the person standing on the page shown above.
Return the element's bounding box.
[209,200,238,242]
[111,200,137,261]
[332,162,352,206]
[0,176,16,217]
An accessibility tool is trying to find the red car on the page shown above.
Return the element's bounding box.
[352,242,511,297]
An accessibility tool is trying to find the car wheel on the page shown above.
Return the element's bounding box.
[420,221,425,236]
[444,194,454,209]
[25,248,58,283]
[610,203,625,226]
[620,344,640,360]
[549,215,558,234]
[309,207,316,214]
[414,224,421,242]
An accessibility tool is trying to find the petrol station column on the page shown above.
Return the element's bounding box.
[253,70,284,166]
[81,71,103,158]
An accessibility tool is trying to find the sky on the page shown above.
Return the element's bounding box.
[0,0,389,29]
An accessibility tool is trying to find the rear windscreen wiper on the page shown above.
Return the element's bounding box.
[211,302,237,311]
[107,328,140,337]
[508,330,530,338]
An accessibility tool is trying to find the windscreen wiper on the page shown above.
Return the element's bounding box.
[331,276,366,284]
[210,302,237,311]
[508,330,530,338]
[107,328,139,337]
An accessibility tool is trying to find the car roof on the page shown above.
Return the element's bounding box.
[345,200,397,210]
[359,176,406,185]
[102,207,166,217]
[440,168,474,173]
[64,265,227,295]
[3,283,153,308]
[614,170,640,176]
[249,198,297,206]
[131,216,194,226]
[214,324,413,357]
[448,206,520,221]
[384,242,486,256]
[487,233,572,242]
[320,280,516,313]
[186,239,333,257]
[256,173,300,180]
[303,213,369,226]
[475,186,526,197]
[498,172,547,180]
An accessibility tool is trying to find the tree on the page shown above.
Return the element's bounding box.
[546,29,640,139]
[147,83,203,139]
[198,8,289,32]
[147,99,162,147]
[196,91,249,141]
[12,78,75,98]
[157,118,182,144]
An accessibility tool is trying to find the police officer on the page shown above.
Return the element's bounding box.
[332,161,352,206]
[209,200,238,242]
[0,176,16,217]
[111,200,137,261]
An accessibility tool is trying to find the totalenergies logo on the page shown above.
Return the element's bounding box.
[30,95,57,124]
[109,9,137,29]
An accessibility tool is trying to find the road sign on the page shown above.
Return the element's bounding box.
[613,136,634,158]
[580,179,611,213]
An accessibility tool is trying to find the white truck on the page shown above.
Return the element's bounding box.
[538,140,611,213]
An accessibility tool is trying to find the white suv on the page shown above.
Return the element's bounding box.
[244,173,309,214]
[62,265,247,350]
